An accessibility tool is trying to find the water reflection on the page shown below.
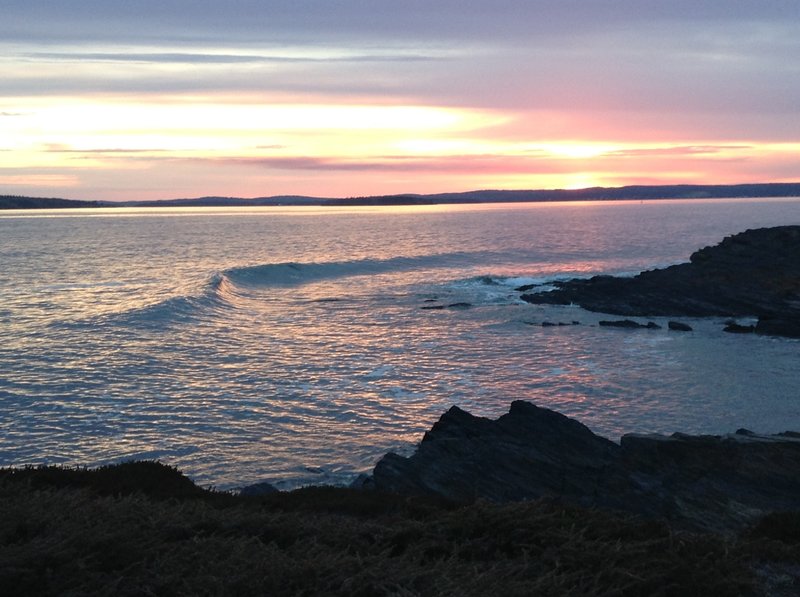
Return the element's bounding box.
[1,200,799,488]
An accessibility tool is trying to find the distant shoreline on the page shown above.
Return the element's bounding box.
[2,182,800,210]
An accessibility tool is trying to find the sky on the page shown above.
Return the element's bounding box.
[1,1,799,201]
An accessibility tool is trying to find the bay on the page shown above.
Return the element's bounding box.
[1,198,799,489]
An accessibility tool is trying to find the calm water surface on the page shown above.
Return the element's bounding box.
[1,199,799,489]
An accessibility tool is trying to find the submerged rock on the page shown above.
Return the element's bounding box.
[421,302,473,310]
[723,322,755,334]
[372,402,800,533]
[515,283,538,292]
[668,321,693,331]
[521,226,800,338]
[599,319,661,329]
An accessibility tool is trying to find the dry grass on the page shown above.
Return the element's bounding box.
[1,462,798,596]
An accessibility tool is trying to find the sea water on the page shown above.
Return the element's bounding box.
[1,198,799,489]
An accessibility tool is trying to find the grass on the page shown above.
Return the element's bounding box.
[1,462,799,596]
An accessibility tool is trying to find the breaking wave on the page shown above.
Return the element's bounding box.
[96,274,240,328]
[223,252,500,288]
[91,252,504,327]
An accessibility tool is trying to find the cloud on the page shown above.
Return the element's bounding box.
[3,1,797,47]
[2,2,798,120]
[0,46,448,103]
[218,154,578,175]
[22,51,439,65]
[44,146,170,154]
[606,145,753,158]
[2,1,798,199]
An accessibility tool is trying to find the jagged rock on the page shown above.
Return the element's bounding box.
[521,226,800,338]
[668,321,693,331]
[372,402,800,533]
[373,401,629,508]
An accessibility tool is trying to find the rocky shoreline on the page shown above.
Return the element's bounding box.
[234,400,800,535]
[6,401,800,593]
[239,227,800,532]
[519,226,800,338]
[7,456,795,595]
[366,401,800,534]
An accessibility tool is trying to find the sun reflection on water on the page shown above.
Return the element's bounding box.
[1,201,800,488]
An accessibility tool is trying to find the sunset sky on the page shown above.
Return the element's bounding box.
[2,1,799,201]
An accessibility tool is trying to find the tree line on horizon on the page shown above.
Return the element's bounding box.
[3,182,800,209]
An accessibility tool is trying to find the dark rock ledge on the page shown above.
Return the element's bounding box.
[372,401,800,533]
[520,226,800,338]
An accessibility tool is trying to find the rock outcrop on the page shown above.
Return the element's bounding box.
[620,430,800,532]
[372,402,800,533]
[373,402,629,508]
[520,226,800,338]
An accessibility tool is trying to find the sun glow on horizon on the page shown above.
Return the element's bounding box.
[1,3,798,201]
[3,93,800,200]
[562,174,600,190]
[2,98,499,160]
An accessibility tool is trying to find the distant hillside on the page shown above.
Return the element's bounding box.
[4,182,800,209]
[321,194,435,206]
[420,183,800,204]
[122,195,324,207]
[117,182,800,206]
[0,195,105,209]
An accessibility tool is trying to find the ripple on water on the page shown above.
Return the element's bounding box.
[2,201,800,488]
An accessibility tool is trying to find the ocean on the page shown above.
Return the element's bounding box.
[1,198,799,490]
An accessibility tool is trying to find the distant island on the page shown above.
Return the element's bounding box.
[0,195,105,209]
[2,182,800,209]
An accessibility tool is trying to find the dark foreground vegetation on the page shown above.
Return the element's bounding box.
[2,462,800,596]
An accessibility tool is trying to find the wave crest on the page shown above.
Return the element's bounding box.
[71,251,504,328]
[222,253,498,288]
